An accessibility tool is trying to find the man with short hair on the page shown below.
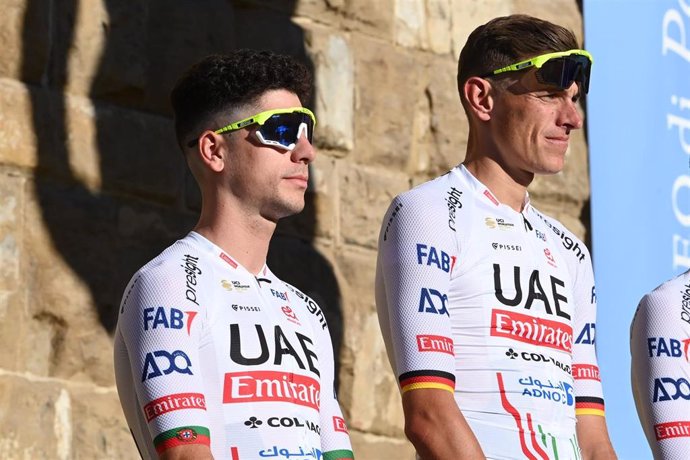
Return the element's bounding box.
[375,14,616,459]
[114,50,354,460]
[631,269,690,459]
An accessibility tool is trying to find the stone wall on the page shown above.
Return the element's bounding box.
[0,0,586,458]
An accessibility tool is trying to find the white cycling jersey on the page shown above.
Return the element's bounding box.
[375,165,605,460]
[631,269,690,460]
[114,232,353,460]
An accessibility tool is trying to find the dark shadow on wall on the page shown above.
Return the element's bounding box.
[21,0,343,383]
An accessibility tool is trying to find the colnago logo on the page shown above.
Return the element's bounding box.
[416,335,454,355]
[244,416,321,434]
[491,309,573,353]
[143,392,206,422]
[573,364,600,381]
[181,254,201,306]
[655,421,690,441]
[223,371,320,411]
[505,348,571,374]
[681,282,690,325]
[446,187,463,232]
[647,337,690,361]
[333,416,349,434]
[653,377,690,402]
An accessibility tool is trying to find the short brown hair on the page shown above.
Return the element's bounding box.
[457,14,579,97]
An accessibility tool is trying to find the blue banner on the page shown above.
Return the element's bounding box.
[585,0,690,457]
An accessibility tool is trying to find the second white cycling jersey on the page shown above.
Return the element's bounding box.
[631,269,690,460]
[376,165,605,460]
[114,232,353,460]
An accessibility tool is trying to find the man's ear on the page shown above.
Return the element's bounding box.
[463,76,495,122]
[197,131,226,173]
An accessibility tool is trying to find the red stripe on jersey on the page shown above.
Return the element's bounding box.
[497,372,543,460]
[219,252,238,268]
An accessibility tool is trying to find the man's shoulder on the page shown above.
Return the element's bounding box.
[132,234,206,283]
[395,169,464,203]
[642,269,690,308]
[386,168,469,224]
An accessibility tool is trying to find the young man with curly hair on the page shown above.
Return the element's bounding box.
[114,50,354,460]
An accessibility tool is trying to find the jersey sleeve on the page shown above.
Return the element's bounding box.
[631,275,690,460]
[569,242,606,418]
[375,190,458,395]
[116,255,211,456]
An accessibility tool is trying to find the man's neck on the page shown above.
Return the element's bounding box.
[194,198,276,276]
[463,157,532,212]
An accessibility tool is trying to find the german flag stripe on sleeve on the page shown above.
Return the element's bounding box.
[153,426,210,455]
[575,396,605,417]
[399,370,455,394]
[323,449,355,460]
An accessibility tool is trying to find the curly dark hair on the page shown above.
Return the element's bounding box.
[171,50,313,150]
[457,14,579,98]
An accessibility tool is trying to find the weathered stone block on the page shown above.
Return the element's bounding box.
[0,290,26,371]
[335,247,406,436]
[352,35,425,168]
[512,0,583,43]
[339,163,409,249]
[395,0,453,54]
[349,430,415,460]
[450,0,513,57]
[62,92,183,202]
[0,170,24,291]
[23,180,194,382]
[296,0,396,40]
[0,0,50,84]
[304,26,354,151]
[410,55,468,181]
[64,0,237,113]
[0,375,63,459]
[70,386,140,459]
[0,79,40,169]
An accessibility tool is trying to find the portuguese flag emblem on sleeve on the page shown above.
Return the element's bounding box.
[153,426,210,454]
